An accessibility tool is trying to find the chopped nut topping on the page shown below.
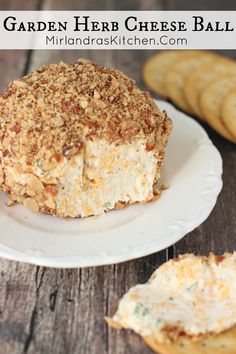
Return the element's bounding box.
[153,185,161,196]
[28,175,44,193]
[54,116,64,127]
[44,185,59,197]
[160,183,170,190]
[94,90,100,100]
[80,100,88,109]
[0,59,172,169]
[6,198,16,206]
[114,201,126,210]
[23,198,39,213]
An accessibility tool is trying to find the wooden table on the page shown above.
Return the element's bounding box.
[0,1,235,353]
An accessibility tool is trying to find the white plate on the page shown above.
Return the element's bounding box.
[0,101,222,268]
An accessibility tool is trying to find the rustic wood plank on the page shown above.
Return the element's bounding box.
[173,128,236,257]
[0,0,42,92]
[0,0,40,11]
[165,0,236,10]
[0,0,46,353]
[0,2,44,353]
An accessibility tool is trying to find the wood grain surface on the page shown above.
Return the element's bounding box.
[0,0,235,354]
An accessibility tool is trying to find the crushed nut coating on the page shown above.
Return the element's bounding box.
[0,59,172,218]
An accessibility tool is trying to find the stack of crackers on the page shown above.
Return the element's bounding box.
[143,51,236,143]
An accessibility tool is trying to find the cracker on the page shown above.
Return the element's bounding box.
[107,319,236,354]
[184,59,236,118]
[107,253,236,353]
[165,52,218,114]
[221,89,236,139]
[143,51,200,98]
[200,74,236,143]
[144,325,236,354]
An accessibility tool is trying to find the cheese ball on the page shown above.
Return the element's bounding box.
[0,59,172,218]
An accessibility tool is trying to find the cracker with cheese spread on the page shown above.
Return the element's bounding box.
[106,253,236,353]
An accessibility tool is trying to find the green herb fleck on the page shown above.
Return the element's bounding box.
[103,202,111,209]
[134,303,149,317]
[36,158,41,166]
[186,283,195,292]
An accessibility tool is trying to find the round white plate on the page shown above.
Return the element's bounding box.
[0,101,222,268]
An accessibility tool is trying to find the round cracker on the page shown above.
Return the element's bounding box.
[144,325,236,354]
[200,74,236,143]
[165,52,218,114]
[221,89,236,139]
[184,58,236,118]
[143,50,203,98]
